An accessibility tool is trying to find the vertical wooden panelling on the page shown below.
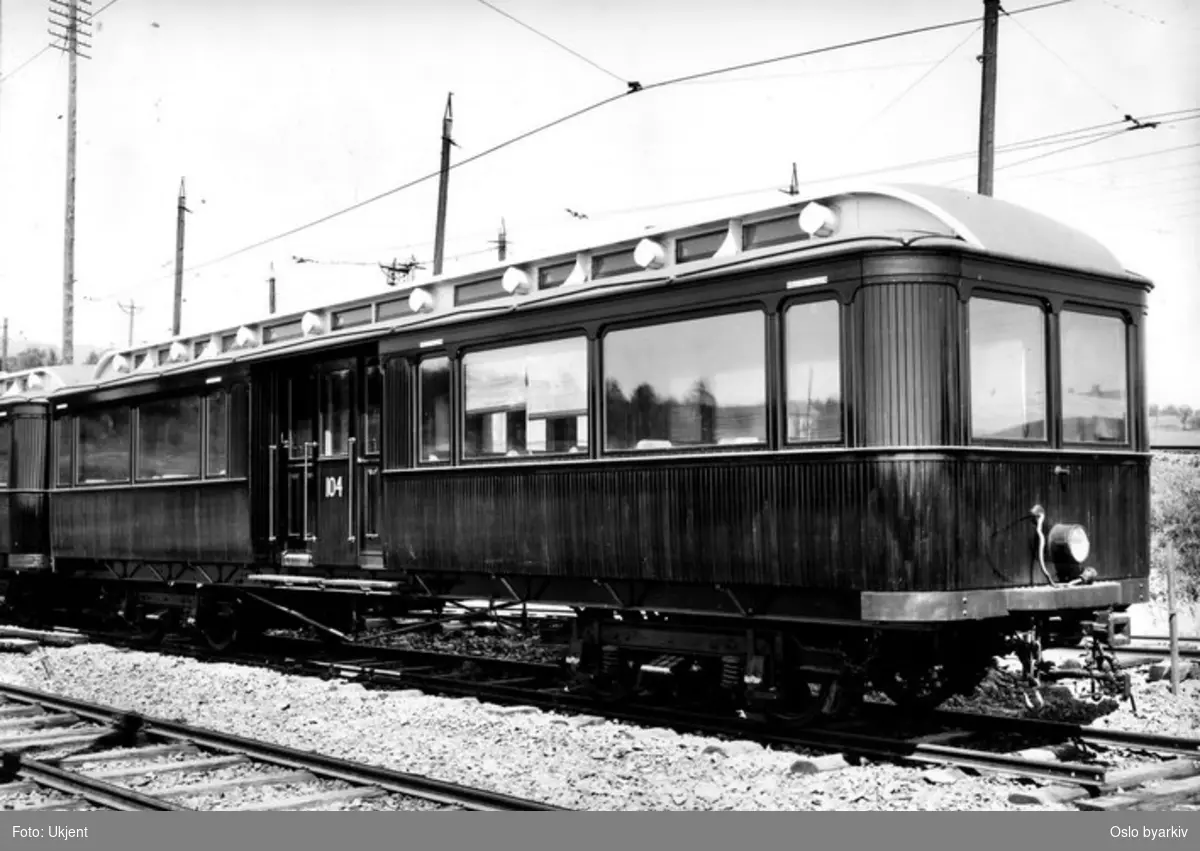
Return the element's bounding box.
[1,405,50,557]
[382,356,408,470]
[379,451,1149,593]
[852,283,958,447]
[52,484,253,561]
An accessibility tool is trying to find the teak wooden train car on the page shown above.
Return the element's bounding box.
[0,184,1150,712]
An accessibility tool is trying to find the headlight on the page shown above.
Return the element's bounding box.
[1049,524,1090,564]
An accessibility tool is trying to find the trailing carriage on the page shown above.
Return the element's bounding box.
[0,183,1151,711]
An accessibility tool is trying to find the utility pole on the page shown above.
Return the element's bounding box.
[172,177,188,336]
[268,263,276,315]
[432,92,455,276]
[1,317,8,373]
[495,219,507,261]
[117,299,142,348]
[977,0,1000,197]
[49,0,92,364]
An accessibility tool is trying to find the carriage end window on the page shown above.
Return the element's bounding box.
[463,337,588,460]
[419,357,451,463]
[604,311,766,451]
[1062,310,1128,444]
[969,298,1047,442]
[785,301,842,443]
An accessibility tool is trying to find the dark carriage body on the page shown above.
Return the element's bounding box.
[4,183,1152,700]
[0,368,94,572]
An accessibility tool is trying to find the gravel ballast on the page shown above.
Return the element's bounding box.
[0,645,1197,811]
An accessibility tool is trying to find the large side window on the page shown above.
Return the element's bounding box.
[0,420,10,488]
[1061,310,1128,444]
[206,390,229,478]
[969,298,1047,441]
[56,417,73,487]
[463,337,587,460]
[321,369,353,457]
[604,311,766,450]
[137,396,202,481]
[419,357,451,463]
[784,300,842,443]
[78,406,131,484]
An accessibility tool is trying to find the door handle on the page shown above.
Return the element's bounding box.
[268,444,277,543]
[347,437,356,544]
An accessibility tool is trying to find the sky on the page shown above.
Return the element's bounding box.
[0,0,1197,404]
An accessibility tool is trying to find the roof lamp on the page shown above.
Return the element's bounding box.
[408,287,435,314]
[634,238,667,270]
[502,266,532,295]
[110,354,131,374]
[167,341,189,363]
[799,202,839,238]
[301,311,324,336]
[235,326,259,349]
[25,372,45,390]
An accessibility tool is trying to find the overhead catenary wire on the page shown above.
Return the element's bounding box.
[1000,4,1127,119]
[155,0,1083,282]
[471,0,626,86]
[98,109,1197,309]
[0,0,122,83]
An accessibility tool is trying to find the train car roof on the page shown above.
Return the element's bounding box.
[0,365,96,404]
[56,182,1149,400]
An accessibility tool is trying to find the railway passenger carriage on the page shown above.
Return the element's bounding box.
[0,184,1152,712]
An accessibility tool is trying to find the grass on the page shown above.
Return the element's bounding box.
[1144,452,1200,633]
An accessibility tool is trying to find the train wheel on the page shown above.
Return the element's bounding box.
[199,615,240,653]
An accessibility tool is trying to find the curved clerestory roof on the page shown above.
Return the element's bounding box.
[70,182,1146,393]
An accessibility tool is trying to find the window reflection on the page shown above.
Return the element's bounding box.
[463,337,588,459]
[785,301,842,442]
[1062,311,1127,444]
[137,397,202,480]
[604,311,766,450]
[420,357,451,462]
[970,298,1047,441]
[78,407,131,484]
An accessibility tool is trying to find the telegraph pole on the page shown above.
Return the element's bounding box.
[172,178,187,336]
[49,0,92,364]
[977,0,1000,196]
[268,263,276,315]
[1,317,8,373]
[496,219,507,261]
[117,299,142,348]
[432,93,454,276]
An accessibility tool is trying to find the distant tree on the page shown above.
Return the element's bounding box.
[1164,404,1180,418]
[1181,404,1194,430]
[1149,403,1160,423]
[14,347,60,370]
[84,350,101,365]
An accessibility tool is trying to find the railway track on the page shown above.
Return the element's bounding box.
[9,621,1200,810]
[0,683,565,812]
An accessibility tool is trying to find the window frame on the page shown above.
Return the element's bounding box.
[1058,303,1132,449]
[55,415,75,489]
[417,354,453,467]
[965,292,1052,448]
[458,332,591,465]
[779,295,846,448]
[135,394,204,483]
[76,404,133,486]
[600,305,771,457]
[205,388,231,479]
